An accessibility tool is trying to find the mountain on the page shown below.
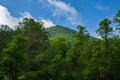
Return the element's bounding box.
[46,25,77,40]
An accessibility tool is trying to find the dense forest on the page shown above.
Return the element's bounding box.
[0,10,120,80]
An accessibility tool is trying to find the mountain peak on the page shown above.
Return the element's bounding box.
[46,25,77,40]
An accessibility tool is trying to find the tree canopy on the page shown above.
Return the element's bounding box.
[0,10,120,80]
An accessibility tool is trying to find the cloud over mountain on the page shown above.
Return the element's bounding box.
[41,19,55,28]
[39,0,82,25]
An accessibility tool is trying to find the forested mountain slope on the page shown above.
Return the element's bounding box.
[46,25,77,40]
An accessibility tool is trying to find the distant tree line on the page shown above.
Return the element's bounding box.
[0,10,120,80]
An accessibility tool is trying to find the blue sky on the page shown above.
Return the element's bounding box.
[0,0,120,37]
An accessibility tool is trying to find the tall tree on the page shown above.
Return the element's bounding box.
[93,18,113,80]
[96,18,113,57]
[0,34,27,80]
[113,10,120,33]
[15,18,49,62]
[66,25,89,80]
[15,18,50,79]
[0,25,14,54]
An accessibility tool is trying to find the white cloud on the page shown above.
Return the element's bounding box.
[48,0,77,15]
[41,19,55,28]
[96,4,110,10]
[20,12,33,19]
[0,5,55,29]
[0,5,33,28]
[0,5,20,28]
[39,0,82,25]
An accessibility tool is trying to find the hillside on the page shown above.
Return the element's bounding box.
[46,25,77,40]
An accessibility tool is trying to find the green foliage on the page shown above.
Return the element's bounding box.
[65,25,90,80]
[1,10,120,80]
[46,25,76,40]
[32,38,70,80]
[14,18,50,80]
[96,18,113,39]
[0,25,14,54]
[16,18,48,40]
[0,34,27,80]
[113,10,120,34]
[113,10,120,26]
